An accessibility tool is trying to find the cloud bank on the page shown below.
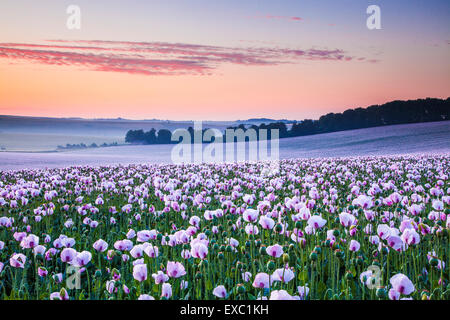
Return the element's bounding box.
[0,40,376,76]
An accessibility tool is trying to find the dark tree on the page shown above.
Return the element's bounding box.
[123,98,449,144]
[156,129,172,144]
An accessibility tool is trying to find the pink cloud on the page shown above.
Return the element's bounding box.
[264,14,303,21]
[0,40,376,76]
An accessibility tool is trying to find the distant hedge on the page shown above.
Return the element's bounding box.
[125,97,450,144]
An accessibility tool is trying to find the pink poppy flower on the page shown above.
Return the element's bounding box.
[266,244,283,258]
[133,263,148,282]
[9,253,26,268]
[259,215,275,230]
[73,251,92,267]
[152,271,169,284]
[191,242,208,260]
[166,261,186,278]
[38,267,48,277]
[271,267,295,283]
[307,215,327,229]
[390,273,415,295]
[138,294,155,300]
[144,244,159,258]
[349,240,360,252]
[60,248,77,263]
[93,239,108,252]
[213,285,227,298]
[50,288,69,300]
[252,272,270,289]
[161,283,172,299]
[243,208,259,222]
[269,290,297,300]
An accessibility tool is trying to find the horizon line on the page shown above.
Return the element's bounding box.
[0,96,448,123]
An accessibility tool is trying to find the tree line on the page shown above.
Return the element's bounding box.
[57,142,119,150]
[125,97,450,144]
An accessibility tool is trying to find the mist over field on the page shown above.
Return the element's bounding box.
[0,121,448,170]
[0,116,246,152]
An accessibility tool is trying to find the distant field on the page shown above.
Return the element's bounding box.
[0,121,449,170]
[0,116,236,152]
[0,132,124,152]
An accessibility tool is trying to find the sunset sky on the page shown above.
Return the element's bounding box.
[0,0,449,121]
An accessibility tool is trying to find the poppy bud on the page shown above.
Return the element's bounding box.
[266,260,276,271]
[334,249,344,258]
[376,288,386,299]
[282,253,290,263]
[260,246,267,255]
[310,252,318,261]
[275,224,282,233]
[237,284,246,294]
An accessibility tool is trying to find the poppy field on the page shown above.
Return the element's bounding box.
[0,154,449,300]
